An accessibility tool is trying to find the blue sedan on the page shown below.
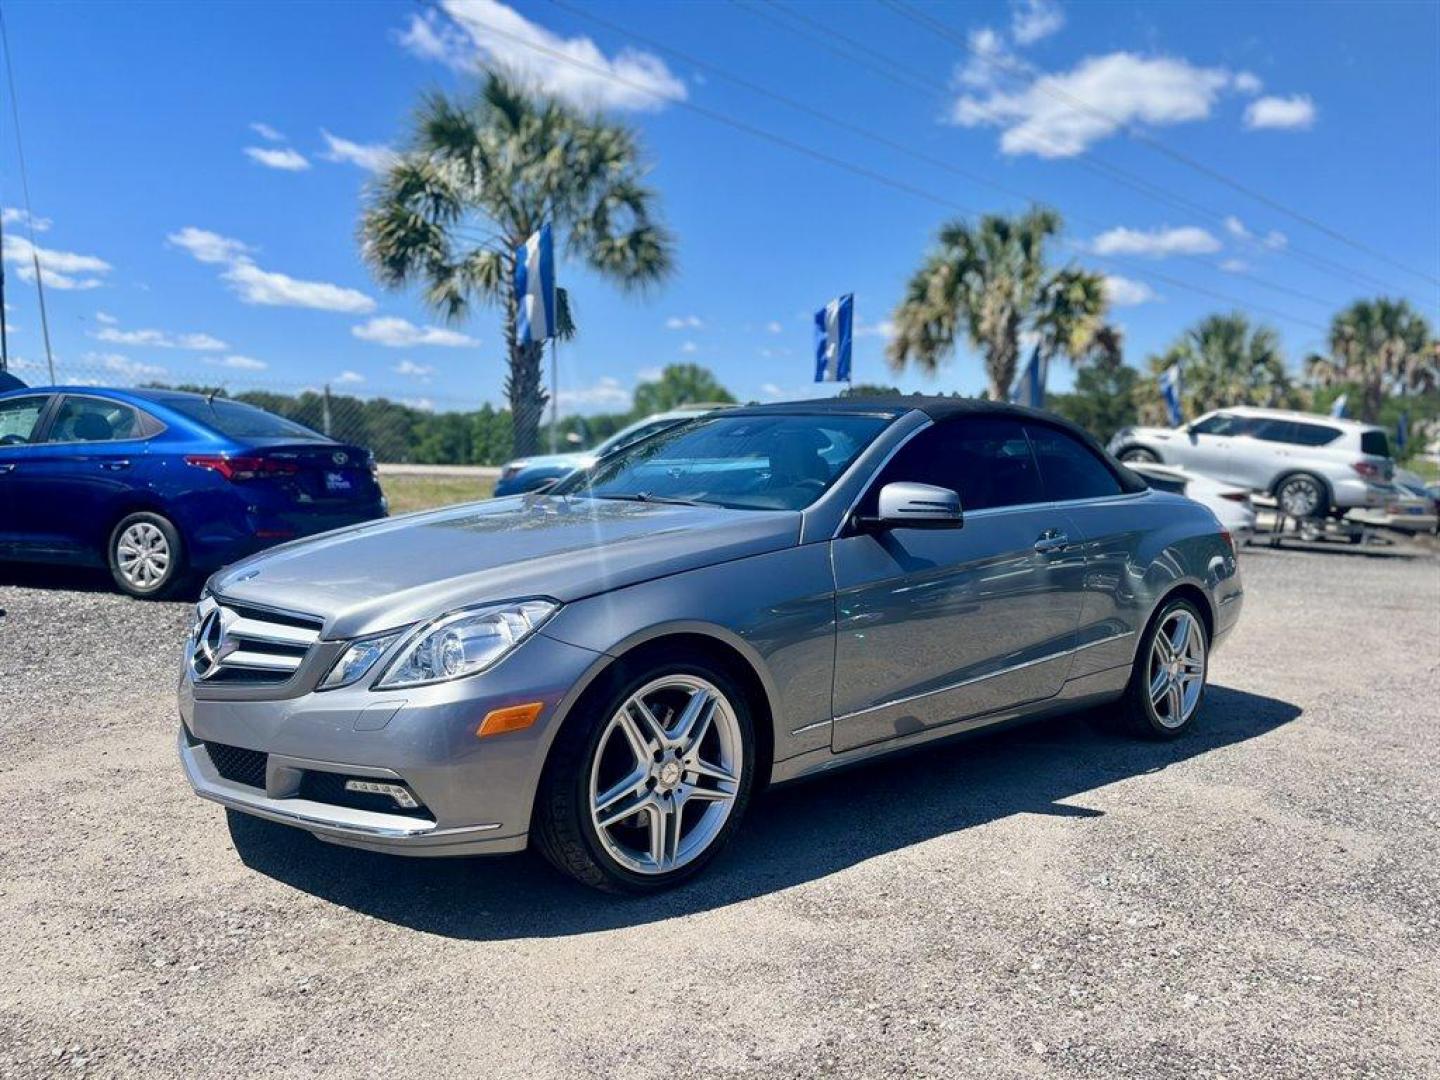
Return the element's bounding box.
[0,386,387,597]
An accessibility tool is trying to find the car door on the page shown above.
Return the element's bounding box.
[11,394,160,561]
[0,393,55,555]
[1023,422,1148,680]
[830,416,1088,753]
[1171,412,1249,478]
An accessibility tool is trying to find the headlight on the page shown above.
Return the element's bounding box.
[319,632,402,690]
[374,600,557,689]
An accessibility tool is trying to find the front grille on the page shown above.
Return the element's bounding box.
[194,599,323,686]
[298,771,433,819]
[204,741,267,789]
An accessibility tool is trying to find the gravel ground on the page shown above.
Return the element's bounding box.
[1,542,1437,1079]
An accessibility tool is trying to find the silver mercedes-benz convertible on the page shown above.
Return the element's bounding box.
[178,398,1243,892]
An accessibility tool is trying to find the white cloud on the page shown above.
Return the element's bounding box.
[333,370,366,385]
[664,314,703,330]
[955,26,1018,91]
[320,130,397,173]
[83,351,167,380]
[1219,258,1251,274]
[1011,0,1063,45]
[557,375,632,413]
[1233,71,1263,95]
[212,354,268,371]
[2,207,51,232]
[399,1,686,112]
[94,310,118,325]
[250,122,285,142]
[394,359,436,378]
[765,320,784,334]
[244,146,311,171]
[400,396,437,412]
[1091,225,1221,257]
[1224,215,1288,250]
[92,326,227,350]
[635,366,664,382]
[168,227,251,265]
[1244,93,1316,130]
[953,52,1240,157]
[855,319,896,340]
[1103,274,1157,306]
[352,316,476,347]
[4,234,110,290]
[679,340,699,354]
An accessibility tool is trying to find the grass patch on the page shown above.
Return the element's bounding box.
[382,474,496,514]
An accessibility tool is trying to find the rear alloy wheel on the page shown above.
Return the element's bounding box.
[536,659,755,892]
[1119,447,1160,465]
[1276,473,1326,520]
[108,512,185,599]
[1114,598,1209,738]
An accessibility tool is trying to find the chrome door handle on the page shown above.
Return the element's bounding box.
[100,460,132,471]
[1033,531,1069,553]
[0,463,13,474]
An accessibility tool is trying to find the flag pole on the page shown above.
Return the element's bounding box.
[549,334,558,454]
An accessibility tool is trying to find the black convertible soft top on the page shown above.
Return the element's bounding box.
[727,395,1150,494]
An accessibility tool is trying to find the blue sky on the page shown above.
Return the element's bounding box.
[4,0,1437,414]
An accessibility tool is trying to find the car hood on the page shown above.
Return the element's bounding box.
[209,496,802,640]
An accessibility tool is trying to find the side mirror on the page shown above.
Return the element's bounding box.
[857,482,964,531]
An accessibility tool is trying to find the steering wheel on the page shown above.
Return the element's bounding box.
[0,433,25,446]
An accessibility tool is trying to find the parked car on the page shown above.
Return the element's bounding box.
[494,404,726,496]
[0,386,387,597]
[1347,468,1439,534]
[1109,407,1394,521]
[1126,462,1256,545]
[178,398,1242,893]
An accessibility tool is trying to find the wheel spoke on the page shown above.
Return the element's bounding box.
[597,789,653,831]
[686,756,737,785]
[614,709,655,766]
[681,782,734,806]
[1149,667,1170,704]
[1169,616,1191,655]
[1167,682,1183,719]
[630,697,670,749]
[594,768,648,819]
[671,689,715,752]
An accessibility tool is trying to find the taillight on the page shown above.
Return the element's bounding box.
[185,454,299,481]
[1219,528,1235,554]
[1352,461,1383,479]
[1218,491,1249,503]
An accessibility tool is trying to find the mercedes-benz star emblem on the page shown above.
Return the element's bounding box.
[332,451,348,465]
[191,610,226,680]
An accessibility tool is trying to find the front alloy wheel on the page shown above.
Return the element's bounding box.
[536,657,755,892]
[1277,474,1325,519]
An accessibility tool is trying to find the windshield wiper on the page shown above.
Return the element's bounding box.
[593,491,709,507]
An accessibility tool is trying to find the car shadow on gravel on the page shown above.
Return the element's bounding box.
[228,684,1300,938]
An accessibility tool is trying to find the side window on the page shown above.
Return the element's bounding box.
[1251,419,1297,444]
[1026,424,1124,502]
[863,417,1044,514]
[1191,413,1238,436]
[46,397,145,443]
[0,395,49,445]
[1289,423,1342,447]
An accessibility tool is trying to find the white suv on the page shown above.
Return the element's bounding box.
[1108,406,1394,519]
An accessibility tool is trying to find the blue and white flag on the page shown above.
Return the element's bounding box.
[1010,349,1044,409]
[1159,364,1183,426]
[814,293,853,383]
[1329,393,1348,418]
[1396,410,1409,453]
[514,224,556,347]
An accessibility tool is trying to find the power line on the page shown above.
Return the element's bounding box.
[753,0,1423,302]
[0,3,53,381]
[879,0,1440,290]
[545,0,1340,326]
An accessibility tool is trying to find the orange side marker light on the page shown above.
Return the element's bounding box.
[477,701,545,739]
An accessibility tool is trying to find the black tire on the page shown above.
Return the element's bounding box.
[107,511,186,599]
[1274,473,1329,520]
[533,651,757,893]
[1118,446,1161,465]
[1112,596,1210,740]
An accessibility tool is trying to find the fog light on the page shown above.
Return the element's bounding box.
[343,779,419,809]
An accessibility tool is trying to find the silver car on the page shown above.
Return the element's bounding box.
[1108,406,1393,519]
[179,399,1243,892]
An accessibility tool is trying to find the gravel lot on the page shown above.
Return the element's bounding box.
[1,542,1438,1079]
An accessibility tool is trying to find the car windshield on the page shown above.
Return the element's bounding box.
[551,413,891,511]
[164,396,328,441]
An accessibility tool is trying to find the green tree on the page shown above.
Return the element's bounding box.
[1305,298,1436,422]
[1047,325,1138,443]
[361,74,674,457]
[631,363,735,415]
[887,207,1108,400]
[839,382,904,397]
[1140,313,1297,424]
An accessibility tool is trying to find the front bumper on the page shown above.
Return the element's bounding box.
[177,630,606,856]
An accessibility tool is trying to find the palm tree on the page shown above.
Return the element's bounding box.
[361,75,675,456]
[886,208,1107,399]
[1305,298,1435,422]
[1140,313,1296,424]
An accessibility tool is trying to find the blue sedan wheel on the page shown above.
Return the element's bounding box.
[108,512,186,599]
